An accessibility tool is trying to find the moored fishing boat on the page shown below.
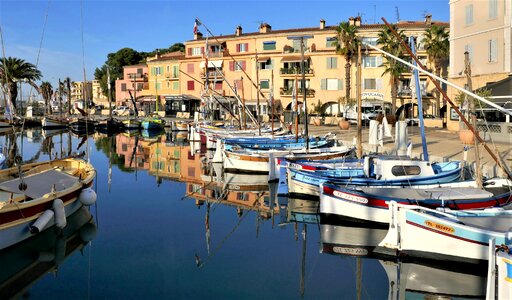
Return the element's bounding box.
[378,201,512,263]
[122,118,141,130]
[96,117,124,134]
[0,158,97,250]
[141,115,165,131]
[42,115,69,129]
[320,178,512,226]
[68,117,97,133]
[289,158,461,198]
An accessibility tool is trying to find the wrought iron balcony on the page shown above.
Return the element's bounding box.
[279,67,314,76]
[280,87,315,97]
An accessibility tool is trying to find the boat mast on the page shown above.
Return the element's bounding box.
[356,42,363,158]
[255,51,261,135]
[409,36,428,161]
[464,51,482,187]
[294,75,299,142]
[107,66,112,119]
[241,77,246,129]
[271,70,275,134]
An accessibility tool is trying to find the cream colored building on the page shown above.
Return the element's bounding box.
[71,81,92,103]
[448,0,512,130]
[180,17,447,123]
[91,80,108,107]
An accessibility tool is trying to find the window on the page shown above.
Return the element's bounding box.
[167,82,170,88]
[121,83,126,91]
[172,82,179,91]
[172,65,179,78]
[363,78,382,90]
[391,165,421,176]
[488,39,497,62]
[136,83,143,91]
[362,37,378,46]
[187,63,194,73]
[465,4,473,25]
[321,79,342,90]
[229,61,246,71]
[214,81,222,90]
[263,41,276,50]
[326,37,336,47]
[489,0,498,19]
[151,66,163,75]
[260,79,270,89]
[260,59,273,70]
[464,44,473,62]
[292,39,307,52]
[137,68,143,75]
[236,43,249,52]
[166,65,170,73]
[187,80,194,91]
[363,56,382,68]
[326,57,337,69]
[189,47,203,56]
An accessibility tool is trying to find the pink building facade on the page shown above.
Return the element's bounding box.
[115,64,148,107]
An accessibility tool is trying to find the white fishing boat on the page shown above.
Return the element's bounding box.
[0,158,97,250]
[41,115,69,129]
[378,201,512,263]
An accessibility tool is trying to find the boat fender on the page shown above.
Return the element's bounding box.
[30,209,55,234]
[53,199,67,229]
[78,187,97,206]
[363,156,371,178]
[80,222,97,242]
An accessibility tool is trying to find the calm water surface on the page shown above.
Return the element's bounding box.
[0,129,487,299]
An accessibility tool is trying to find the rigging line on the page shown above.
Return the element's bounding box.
[196,17,268,102]
[178,69,240,122]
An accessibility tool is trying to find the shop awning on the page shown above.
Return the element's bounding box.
[281,55,309,62]
[257,56,271,61]
[199,60,223,69]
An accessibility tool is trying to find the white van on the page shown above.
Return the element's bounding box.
[343,101,388,124]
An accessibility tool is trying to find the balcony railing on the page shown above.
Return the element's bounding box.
[201,70,224,78]
[164,72,179,79]
[280,87,315,97]
[279,67,314,76]
[397,87,431,97]
[128,73,147,80]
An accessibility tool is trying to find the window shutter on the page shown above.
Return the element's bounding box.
[244,43,249,52]
[229,61,234,71]
[236,44,240,52]
[362,79,366,89]
[187,48,192,56]
[333,57,337,68]
[241,61,246,71]
[201,47,205,55]
[338,79,343,90]
[377,56,383,67]
[321,79,326,90]
[376,79,383,90]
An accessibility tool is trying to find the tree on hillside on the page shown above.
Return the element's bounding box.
[423,25,449,117]
[94,48,143,97]
[334,21,358,117]
[40,81,53,114]
[0,57,42,109]
[377,25,407,116]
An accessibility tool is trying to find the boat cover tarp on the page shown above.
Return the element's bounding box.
[359,187,493,201]
[0,169,79,199]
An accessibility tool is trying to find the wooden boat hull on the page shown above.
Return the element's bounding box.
[42,116,68,129]
[379,202,512,263]
[0,158,96,250]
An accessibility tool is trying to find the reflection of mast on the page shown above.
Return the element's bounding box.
[108,136,113,192]
[205,201,211,255]
[356,258,362,300]
[300,224,307,298]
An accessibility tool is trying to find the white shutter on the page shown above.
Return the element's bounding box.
[338,79,343,90]
[376,56,383,67]
[362,78,366,90]
[321,79,327,90]
[376,78,383,90]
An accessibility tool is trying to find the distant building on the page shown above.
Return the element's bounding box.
[71,81,92,105]
[91,80,108,108]
[448,0,512,129]
[115,64,148,111]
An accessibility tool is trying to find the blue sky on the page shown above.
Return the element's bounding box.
[1,0,449,95]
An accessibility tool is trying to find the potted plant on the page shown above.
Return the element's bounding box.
[310,100,323,126]
[337,96,355,130]
[454,88,491,145]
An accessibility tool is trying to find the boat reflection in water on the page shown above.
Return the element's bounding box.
[320,220,487,299]
[0,207,97,299]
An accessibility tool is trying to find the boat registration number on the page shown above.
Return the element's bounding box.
[333,191,368,204]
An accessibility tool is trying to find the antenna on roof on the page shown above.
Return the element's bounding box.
[395,6,400,23]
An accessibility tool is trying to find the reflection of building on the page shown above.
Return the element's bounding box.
[115,134,150,170]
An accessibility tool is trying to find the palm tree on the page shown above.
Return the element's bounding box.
[377,25,407,116]
[0,57,42,109]
[423,25,449,117]
[40,81,53,114]
[334,21,358,117]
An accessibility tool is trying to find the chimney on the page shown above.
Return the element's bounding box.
[355,16,361,27]
[194,31,203,40]
[348,17,355,26]
[424,14,432,25]
[235,25,242,36]
[259,23,271,33]
[320,19,326,30]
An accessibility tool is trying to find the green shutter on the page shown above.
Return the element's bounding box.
[338,79,343,90]
[321,79,327,90]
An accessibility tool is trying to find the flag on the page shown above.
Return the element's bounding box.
[193,19,201,34]
[382,114,393,138]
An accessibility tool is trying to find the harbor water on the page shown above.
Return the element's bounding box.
[0,128,489,299]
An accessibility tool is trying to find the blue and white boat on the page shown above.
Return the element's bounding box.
[378,201,512,264]
[288,157,462,197]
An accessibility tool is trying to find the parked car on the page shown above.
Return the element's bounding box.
[112,106,133,116]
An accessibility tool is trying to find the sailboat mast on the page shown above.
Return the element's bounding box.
[300,37,309,149]
[255,51,261,135]
[410,36,428,161]
[271,70,275,134]
[465,52,482,187]
[356,42,363,158]
[107,67,112,119]
[294,75,299,142]
[241,77,246,129]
